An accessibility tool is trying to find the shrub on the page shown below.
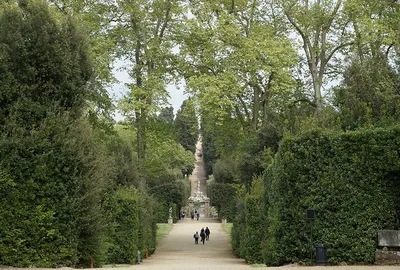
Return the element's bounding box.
[105,188,157,264]
[263,127,400,265]
[232,177,265,264]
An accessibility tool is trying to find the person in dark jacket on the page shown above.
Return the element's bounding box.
[205,227,210,241]
[200,228,206,244]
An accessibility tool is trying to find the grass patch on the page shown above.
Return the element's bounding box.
[222,223,233,234]
[156,223,173,243]
[252,264,267,267]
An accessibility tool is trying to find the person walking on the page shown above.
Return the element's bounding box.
[205,227,210,241]
[193,231,199,244]
[200,228,206,244]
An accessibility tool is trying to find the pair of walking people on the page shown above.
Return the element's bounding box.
[193,227,210,244]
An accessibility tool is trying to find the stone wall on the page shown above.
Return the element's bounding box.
[376,249,400,265]
[376,230,400,265]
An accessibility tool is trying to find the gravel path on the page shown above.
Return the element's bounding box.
[134,218,399,270]
[136,217,250,270]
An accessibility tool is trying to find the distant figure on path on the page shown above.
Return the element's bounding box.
[197,212,200,220]
[200,229,206,244]
[191,211,194,220]
[205,227,210,241]
[193,231,199,244]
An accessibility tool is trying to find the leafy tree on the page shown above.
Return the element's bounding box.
[158,106,175,124]
[333,53,400,129]
[0,1,113,266]
[175,99,198,153]
[346,0,400,61]
[181,0,297,132]
[0,0,94,125]
[280,0,354,111]
[116,0,186,180]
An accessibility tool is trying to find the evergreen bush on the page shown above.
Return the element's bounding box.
[263,127,400,265]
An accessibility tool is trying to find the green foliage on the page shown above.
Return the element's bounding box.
[150,181,187,223]
[231,199,246,258]
[105,188,140,264]
[175,99,198,154]
[105,187,157,264]
[158,106,175,124]
[0,2,113,267]
[262,127,400,265]
[0,0,94,125]
[213,157,236,184]
[232,178,265,264]
[0,113,111,267]
[236,125,282,191]
[110,125,140,187]
[333,54,400,130]
[201,120,219,176]
[146,134,194,183]
[207,178,237,221]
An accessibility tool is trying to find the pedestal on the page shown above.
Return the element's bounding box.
[168,218,173,224]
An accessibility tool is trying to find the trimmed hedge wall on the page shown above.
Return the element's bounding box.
[209,182,237,221]
[150,181,187,223]
[262,127,400,265]
[105,187,157,264]
[232,178,265,264]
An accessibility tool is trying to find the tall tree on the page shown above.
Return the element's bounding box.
[281,0,354,111]
[347,0,400,61]
[180,0,297,137]
[175,99,198,153]
[333,53,400,129]
[158,106,175,124]
[117,0,185,181]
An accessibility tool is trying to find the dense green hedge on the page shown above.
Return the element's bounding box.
[232,178,265,264]
[105,187,157,264]
[208,181,237,221]
[150,180,187,223]
[262,127,400,265]
[0,116,110,267]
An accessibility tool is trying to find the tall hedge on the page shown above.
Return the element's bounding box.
[150,181,186,223]
[232,178,265,264]
[105,188,140,264]
[0,115,110,267]
[208,181,237,221]
[263,127,400,265]
[105,187,157,264]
